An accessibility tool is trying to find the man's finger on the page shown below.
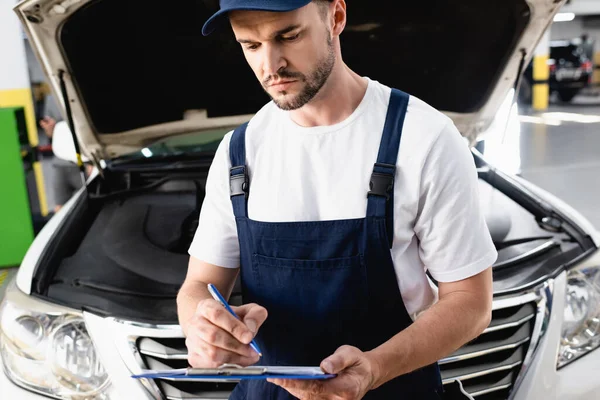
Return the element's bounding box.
[233,303,268,334]
[197,337,261,366]
[188,342,260,368]
[197,299,254,344]
[321,345,360,374]
[195,317,257,358]
[267,378,326,396]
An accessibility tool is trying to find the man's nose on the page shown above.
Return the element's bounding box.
[262,44,286,79]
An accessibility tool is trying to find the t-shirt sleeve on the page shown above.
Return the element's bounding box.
[188,131,241,268]
[414,121,498,282]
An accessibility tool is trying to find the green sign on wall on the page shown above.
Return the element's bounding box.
[0,107,34,268]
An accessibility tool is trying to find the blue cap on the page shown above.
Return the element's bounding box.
[202,0,313,36]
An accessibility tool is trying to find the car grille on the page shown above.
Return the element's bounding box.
[439,302,537,399]
[135,301,538,400]
[137,336,236,399]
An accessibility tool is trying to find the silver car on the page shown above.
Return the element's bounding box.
[2,0,600,399]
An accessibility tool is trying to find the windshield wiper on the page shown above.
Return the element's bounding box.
[109,151,213,167]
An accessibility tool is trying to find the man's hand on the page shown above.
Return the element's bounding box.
[39,116,56,138]
[268,346,380,400]
[185,300,268,368]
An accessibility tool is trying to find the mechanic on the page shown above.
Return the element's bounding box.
[177,1,497,399]
[40,116,89,212]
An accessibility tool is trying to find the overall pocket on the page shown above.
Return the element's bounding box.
[251,254,367,317]
[249,253,368,364]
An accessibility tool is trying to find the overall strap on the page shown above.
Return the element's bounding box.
[229,122,250,219]
[366,89,410,248]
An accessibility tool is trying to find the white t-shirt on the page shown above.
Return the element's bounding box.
[189,77,498,319]
[52,121,89,164]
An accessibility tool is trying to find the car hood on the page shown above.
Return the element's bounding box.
[15,0,565,160]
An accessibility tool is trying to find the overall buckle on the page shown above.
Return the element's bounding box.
[368,163,395,200]
[230,165,249,197]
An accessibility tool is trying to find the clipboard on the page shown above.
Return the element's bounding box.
[131,363,336,381]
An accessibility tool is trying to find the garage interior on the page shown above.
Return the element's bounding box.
[1,0,600,399]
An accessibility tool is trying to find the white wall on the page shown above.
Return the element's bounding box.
[0,0,29,90]
[22,37,62,119]
[551,18,585,41]
[560,0,600,16]
[24,39,46,83]
[551,17,600,47]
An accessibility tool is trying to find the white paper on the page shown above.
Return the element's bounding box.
[133,368,187,376]
[263,366,326,375]
[134,366,326,376]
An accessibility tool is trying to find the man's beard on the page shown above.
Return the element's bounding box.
[262,37,335,111]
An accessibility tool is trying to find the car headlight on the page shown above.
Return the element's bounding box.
[558,264,600,368]
[0,283,110,399]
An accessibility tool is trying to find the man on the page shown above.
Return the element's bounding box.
[40,116,88,212]
[177,1,497,399]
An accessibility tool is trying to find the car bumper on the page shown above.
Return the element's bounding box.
[551,82,587,89]
[550,73,592,89]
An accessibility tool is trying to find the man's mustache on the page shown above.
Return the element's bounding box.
[263,70,304,86]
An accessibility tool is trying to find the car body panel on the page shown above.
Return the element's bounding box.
[16,186,85,295]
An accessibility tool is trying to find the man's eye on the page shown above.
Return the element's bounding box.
[245,44,260,50]
[282,33,300,42]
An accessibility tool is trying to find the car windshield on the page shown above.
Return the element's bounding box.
[113,127,232,162]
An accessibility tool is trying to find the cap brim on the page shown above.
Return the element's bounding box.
[202,0,312,36]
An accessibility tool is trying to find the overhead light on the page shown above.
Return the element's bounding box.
[554,12,575,22]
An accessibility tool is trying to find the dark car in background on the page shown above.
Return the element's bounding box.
[520,38,594,103]
[549,40,594,101]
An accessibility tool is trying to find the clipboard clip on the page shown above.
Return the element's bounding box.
[187,363,268,376]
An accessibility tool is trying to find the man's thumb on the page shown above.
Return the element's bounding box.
[238,303,268,333]
[321,345,357,374]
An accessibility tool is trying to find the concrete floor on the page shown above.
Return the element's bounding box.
[518,93,600,228]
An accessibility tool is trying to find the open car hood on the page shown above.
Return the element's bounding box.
[15,0,565,160]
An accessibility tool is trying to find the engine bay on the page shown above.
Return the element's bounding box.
[36,162,589,322]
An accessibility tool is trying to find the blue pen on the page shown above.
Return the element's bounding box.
[207,283,262,357]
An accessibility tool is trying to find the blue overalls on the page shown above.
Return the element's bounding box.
[228,89,444,399]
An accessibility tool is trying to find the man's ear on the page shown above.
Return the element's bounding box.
[330,0,347,37]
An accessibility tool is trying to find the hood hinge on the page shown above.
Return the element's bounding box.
[88,150,106,180]
[58,70,97,194]
[513,48,528,95]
